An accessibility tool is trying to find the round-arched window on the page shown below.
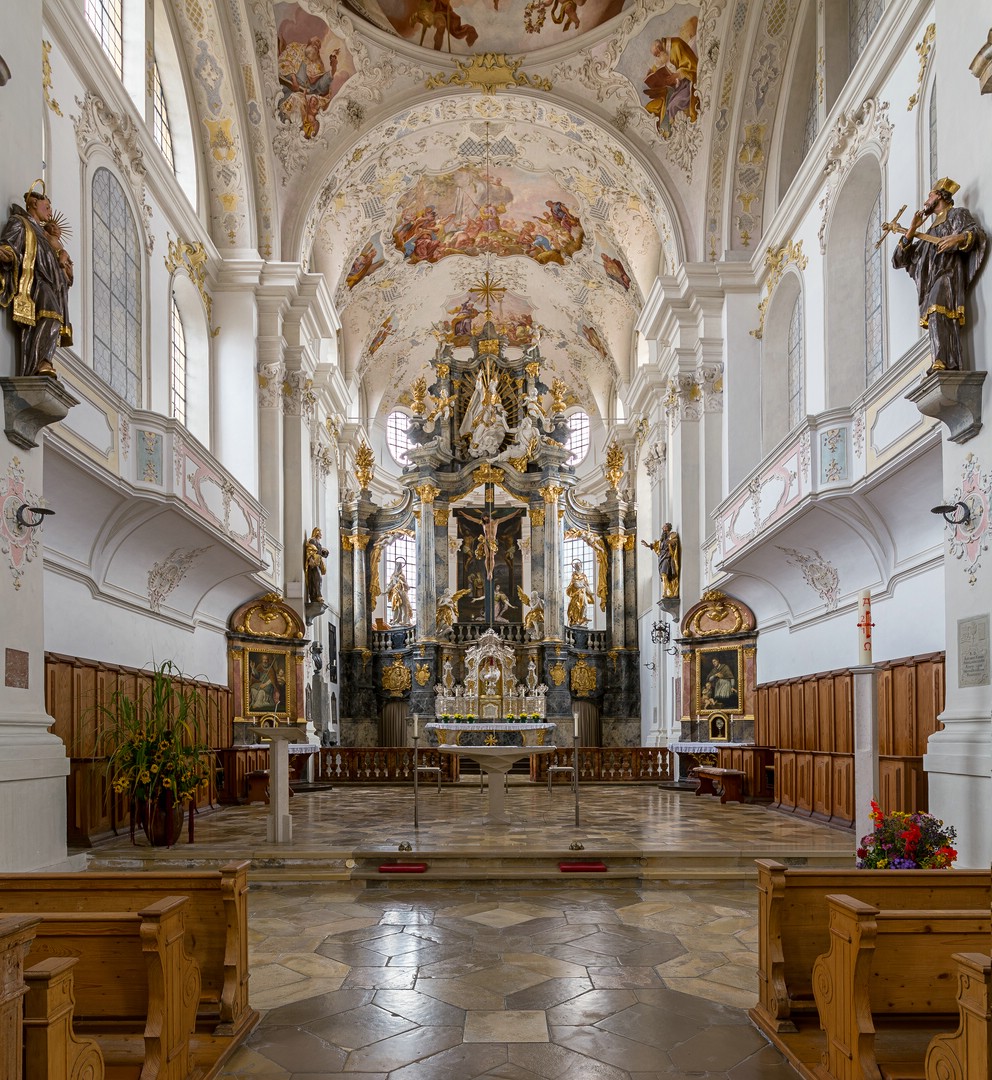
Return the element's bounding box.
[386,411,413,465]
[564,411,590,465]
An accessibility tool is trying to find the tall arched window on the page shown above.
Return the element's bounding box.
[864,189,884,385]
[849,0,883,67]
[800,77,819,160]
[563,538,596,628]
[170,296,187,424]
[92,167,142,407]
[382,534,417,624]
[928,83,938,190]
[564,411,590,465]
[787,294,804,429]
[386,411,413,466]
[84,0,124,78]
[152,61,176,172]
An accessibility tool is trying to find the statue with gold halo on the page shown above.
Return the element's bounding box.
[565,560,594,627]
[0,179,73,376]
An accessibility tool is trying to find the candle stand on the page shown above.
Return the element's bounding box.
[572,733,580,827]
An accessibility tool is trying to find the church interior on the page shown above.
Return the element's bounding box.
[1,0,991,1077]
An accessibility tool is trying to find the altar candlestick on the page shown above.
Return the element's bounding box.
[857,590,874,663]
[413,713,419,738]
[573,715,579,739]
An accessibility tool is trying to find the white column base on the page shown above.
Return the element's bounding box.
[924,719,992,869]
[0,731,69,871]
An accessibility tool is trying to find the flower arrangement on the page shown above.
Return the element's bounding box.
[856,801,958,869]
[99,661,211,809]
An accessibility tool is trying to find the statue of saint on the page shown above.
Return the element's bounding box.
[890,178,987,373]
[0,180,73,376]
[386,558,414,626]
[304,527,328,605]
[642,523,680,598]
[436,585,469,637]
[517,586,545,640]
[459,359,509,457]
[565,560,594,627]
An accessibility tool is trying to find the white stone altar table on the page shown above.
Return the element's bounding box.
[424,722,555,747]
[436,744,556,824]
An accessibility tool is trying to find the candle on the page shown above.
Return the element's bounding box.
[857,590,873,663]
[413,713,418,738]
[573,715,579,739]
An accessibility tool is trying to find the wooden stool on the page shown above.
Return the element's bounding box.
[547,764,574,793]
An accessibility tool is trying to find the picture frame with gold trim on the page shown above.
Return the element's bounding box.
[694,645,743,716]
[244,648,294,718]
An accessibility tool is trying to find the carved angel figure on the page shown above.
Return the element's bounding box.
[436,585,470,637]
[517,586,545,641]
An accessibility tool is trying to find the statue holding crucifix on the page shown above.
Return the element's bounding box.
[885,179,987,374]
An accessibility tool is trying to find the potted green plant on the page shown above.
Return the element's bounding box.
[99,661,211,847]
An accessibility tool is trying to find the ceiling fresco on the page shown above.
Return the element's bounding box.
[196,0,801,427]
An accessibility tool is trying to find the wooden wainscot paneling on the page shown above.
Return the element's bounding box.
[45,654,232,847]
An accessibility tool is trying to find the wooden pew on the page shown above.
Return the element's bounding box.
[750,859,991,1036]
[19,898,200,1080]
[1,915,39,1080]
[23,957,105,1080]
[0,861,256,1040]
[812,894,990,1080]
[925,952,992,1080]
[690,766,745,803]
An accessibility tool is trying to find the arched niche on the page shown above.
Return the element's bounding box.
[824,153,883,408]
[760,269,803,453]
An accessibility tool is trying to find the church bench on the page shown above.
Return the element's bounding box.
[0,861,256,1040]
[750,859,991,1036]
[924,952,991,1080]
[1,915,40,1080]
[16,897,200,1080]
[23,956,106,1080]
[690,765,745,803]
[812,894,991,1080]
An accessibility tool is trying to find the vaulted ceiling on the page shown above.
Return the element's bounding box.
[178,0,804,424]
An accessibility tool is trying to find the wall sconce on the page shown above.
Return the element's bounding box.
[15,503,55,528]
[650,620,679,656]
[930,501,971,527]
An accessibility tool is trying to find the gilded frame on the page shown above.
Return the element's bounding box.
[244,648,294,718]
[709,713,730,741]
[694,645,743,716]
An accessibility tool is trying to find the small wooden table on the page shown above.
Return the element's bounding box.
[691,766,745,804]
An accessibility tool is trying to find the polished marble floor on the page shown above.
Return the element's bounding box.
[95,782,854,1078]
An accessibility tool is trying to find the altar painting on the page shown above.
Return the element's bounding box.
[246,650,293,717]
[615,7,701,139]
[694,646,742,716]
[274,3,354,139]
[352,0,627,55]
[455,508,524,624]
[391,166,585,267]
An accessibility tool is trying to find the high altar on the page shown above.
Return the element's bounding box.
[337,284,641,747]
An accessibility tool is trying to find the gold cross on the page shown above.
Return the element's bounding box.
[469,271,506,319]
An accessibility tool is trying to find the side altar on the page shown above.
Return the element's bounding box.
[336,278,641,749]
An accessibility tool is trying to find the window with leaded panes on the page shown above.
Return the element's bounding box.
[849,0,883,67]
[865,189,884,385]
[801,76,819,160]
[563,537,596,627]
[170,296,187,424]
[152,62,176,171]
[564,411,590,465]
[787,293,804,429]
[928,83,938,191]
[92,168,142,407]
[84,0,124,78]
[386,411,413,466]
[383,533,417,623]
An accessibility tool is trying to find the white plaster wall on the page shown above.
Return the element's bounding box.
[754,562,945,684]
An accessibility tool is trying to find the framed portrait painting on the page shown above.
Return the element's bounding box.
[245,650,292,717]
[695,646,743,715]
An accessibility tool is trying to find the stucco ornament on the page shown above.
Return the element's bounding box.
[777,546,840,609]
[946,454,992,586]
[0,457,44,590]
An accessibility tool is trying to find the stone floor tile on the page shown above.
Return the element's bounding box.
[261,987,376,1027]
[304,1002,416,1050]
[246,1026,349,1073]
[505,976,593,1011]
[252,977,348,1011]
[502,952,590,979]
[340,966,418,990]
[668,1024,768,1073]
[465,1009,550,1042]
[387,1042,508,1080]
[372,987,466,1026]
[659,975,758,1010]
[416,977,506,1010]
[551,1023,672,1072]
[545,988,639,1027]
[343,1024,465,1072]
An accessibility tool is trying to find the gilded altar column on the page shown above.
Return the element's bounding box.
[606,532,632,647]
[540,482,565,640]
[343,533,370,651]
[415,483,441,640]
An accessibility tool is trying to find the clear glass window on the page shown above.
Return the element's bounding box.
[84,0,124,78]
[92,167,142,407]
[864,189,884,385]
[849,0,883,67]
[170,296,187,425]
[787,293,804,429]
[928,83,938,191]
[800,77,819,160]
[152,62,176,172]
[564,411,590,465]
[386,411,412,466]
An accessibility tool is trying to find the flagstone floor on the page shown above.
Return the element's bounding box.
[106,783,855,1078]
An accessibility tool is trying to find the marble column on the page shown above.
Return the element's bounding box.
[415,483,440,641]
[606,530,628,648]
[539,483,564,641]
[345,534,370,652]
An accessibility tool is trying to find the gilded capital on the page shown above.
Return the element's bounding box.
[415,482,441,504]
[606,533,626,550]
[433,506,449,526]
[530,506,546,527]
[341,532,370,551]
[540,482,563,505]
[437,362,450,380]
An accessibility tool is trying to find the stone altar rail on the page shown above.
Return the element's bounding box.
[318,746,673,783]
